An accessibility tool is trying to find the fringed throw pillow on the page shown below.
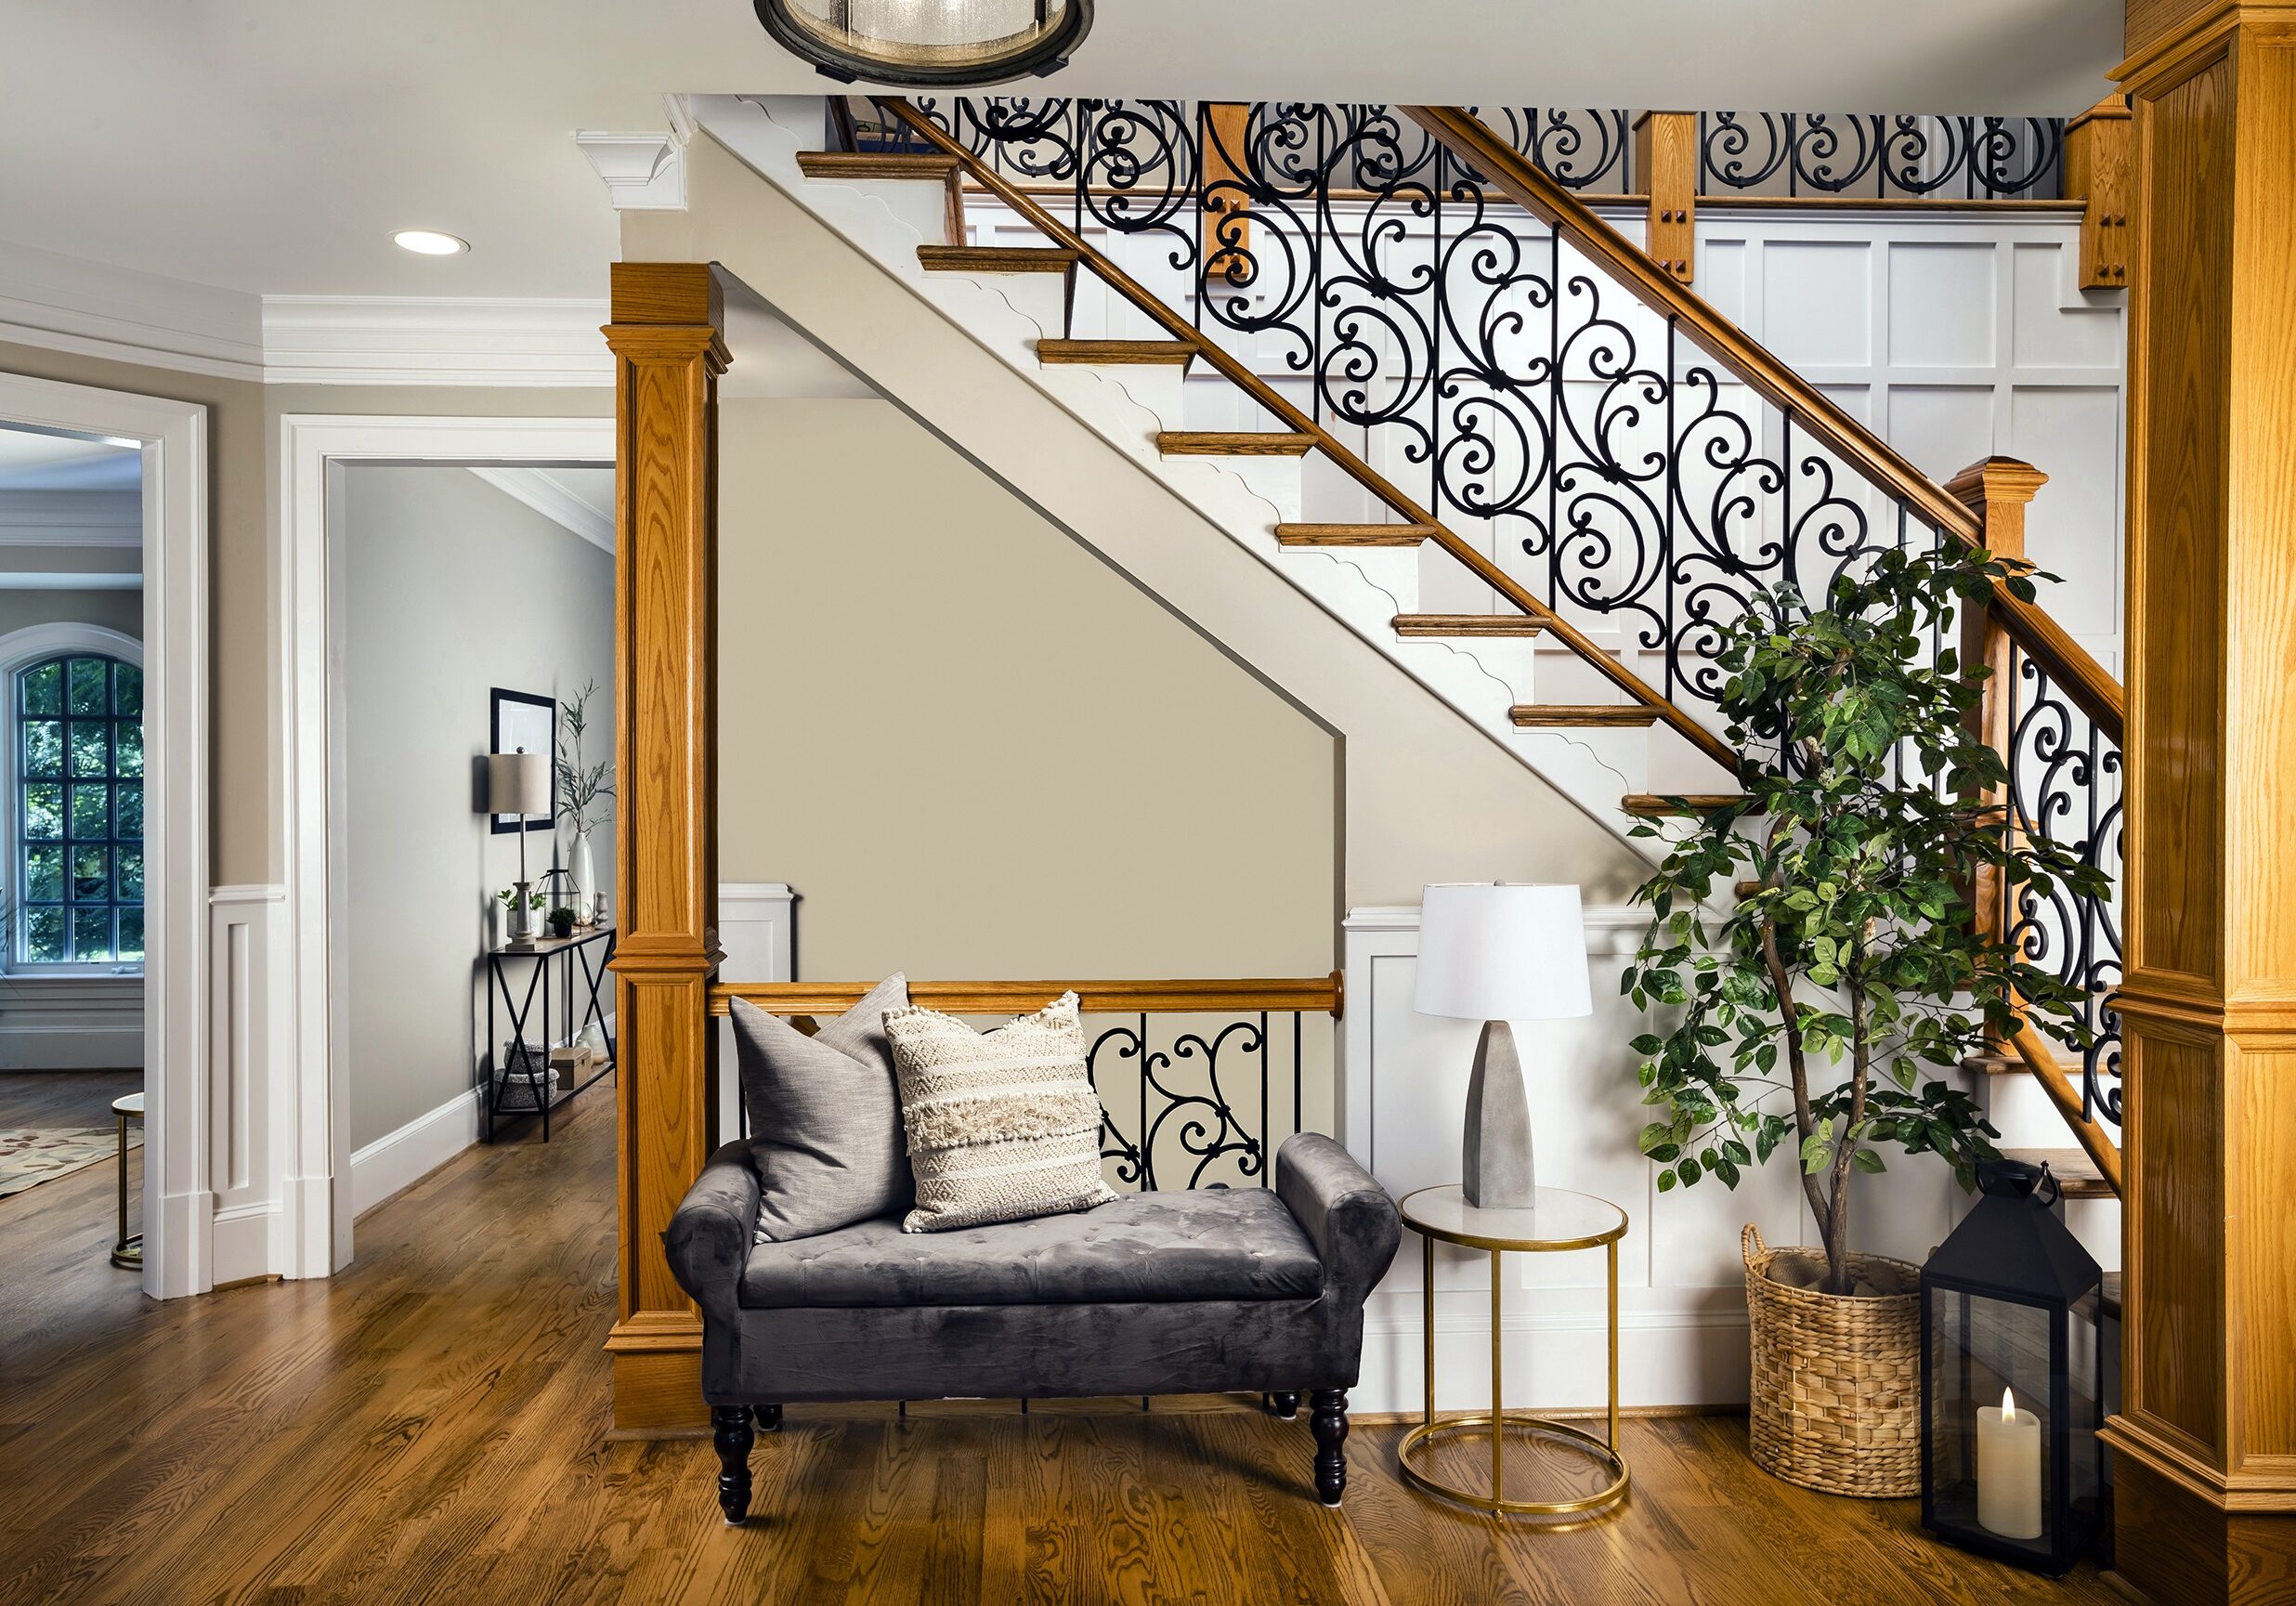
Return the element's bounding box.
[885,991,1117,1234]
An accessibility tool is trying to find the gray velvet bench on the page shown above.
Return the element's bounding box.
[665,1130,1402,1520]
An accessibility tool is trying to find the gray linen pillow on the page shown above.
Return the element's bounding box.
[732,973,912,1241]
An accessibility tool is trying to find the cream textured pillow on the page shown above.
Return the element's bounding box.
[885,991,1118,1234]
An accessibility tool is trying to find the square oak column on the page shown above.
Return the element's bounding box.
[602,263,728,1434]
[2111,5,2296,1599]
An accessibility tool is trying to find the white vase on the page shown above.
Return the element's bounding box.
[570,830,597,923]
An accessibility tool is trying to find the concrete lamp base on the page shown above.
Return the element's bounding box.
[1461,1018,1535,1208]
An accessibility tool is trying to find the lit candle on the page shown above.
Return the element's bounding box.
[1976,1386,2043,1540]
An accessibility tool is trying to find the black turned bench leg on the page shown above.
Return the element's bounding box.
[1310,1388,1349,1507]
[712,1404,754,1524]
[752,1403,782,1432]
[1264,1391,1300,1420]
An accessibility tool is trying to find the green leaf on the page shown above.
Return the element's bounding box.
[1852,1149,1885,1174]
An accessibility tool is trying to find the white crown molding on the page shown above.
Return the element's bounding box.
[0,238,266,382]
[575,130,687,212]
[467,465,614,553]
[260,296,612,386]
[0,489,142,545]
[0,238,616,388]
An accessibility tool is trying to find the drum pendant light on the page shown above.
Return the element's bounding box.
[754,0,1093,87]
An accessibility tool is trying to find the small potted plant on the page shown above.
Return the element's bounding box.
[1622,542,2103,1498]
[495,885,543,949]
[554,681,614,924]
[547,905,577,940]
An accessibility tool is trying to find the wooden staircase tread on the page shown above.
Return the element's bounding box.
[1275,523,1439,547]
[2001,1147,2116,1199]
[1390,613,1545,637]
[1510,704,1661,727]
[799,151,962,181]
[1158,431,1318,457]
[916,245,1081,273]
[1037,338,1196,367]
[1621,793,1751,816]
[2102,1271,2121,1319]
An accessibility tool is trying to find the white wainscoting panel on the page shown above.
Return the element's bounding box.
[208,884,288,1286]
[1341,902,1965,1415]
[714,883,796,1142]
[0,976,143,1069]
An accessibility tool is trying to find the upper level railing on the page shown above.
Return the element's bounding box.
[846,100,2068,202]
[838,98,2126,1165]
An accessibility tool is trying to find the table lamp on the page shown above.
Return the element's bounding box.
[1414,882,1592,1208]
[489,749,551,950]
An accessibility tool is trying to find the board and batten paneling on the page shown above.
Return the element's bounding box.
[1341,903,1970,1415]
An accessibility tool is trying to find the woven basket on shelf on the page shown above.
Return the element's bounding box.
[1742,1223,1923,1498]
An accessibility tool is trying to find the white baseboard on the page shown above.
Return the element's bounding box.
[349,1086,480,1218]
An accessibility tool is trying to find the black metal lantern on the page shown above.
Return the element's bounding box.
[1921,1159,2105,1574]
[753,0,1093,87]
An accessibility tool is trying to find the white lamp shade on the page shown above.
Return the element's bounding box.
[1414,882,1592,1021]
[489,750,551,817]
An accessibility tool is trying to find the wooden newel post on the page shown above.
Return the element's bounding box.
[603,262,728,1435]
[2112,5,2296,1596]
[2064,97,2133,291]
[1946,456,2046,953]
[1633,111,1697,284]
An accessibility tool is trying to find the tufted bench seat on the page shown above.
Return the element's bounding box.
[737,1186,1325,1309]
[667,1131,1401,1519]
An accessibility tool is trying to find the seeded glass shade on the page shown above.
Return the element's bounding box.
[489,751,551,817]
[1415,883,1592,1022]
[755,0,1092,86]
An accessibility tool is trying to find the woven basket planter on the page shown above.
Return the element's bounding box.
[1742,1223,1923,1498]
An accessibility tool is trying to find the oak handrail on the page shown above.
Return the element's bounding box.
[881,98,1744,779]
[1989,594,2125,741]
[711,973,1346,1018]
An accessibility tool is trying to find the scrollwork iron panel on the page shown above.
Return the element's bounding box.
[1085,1010,1309,1191]
[1698,112,2064,201]
[2002,643,2124,1125]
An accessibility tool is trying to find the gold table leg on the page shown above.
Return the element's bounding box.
[1396,1227,1631,1517]
[110,1107,142,1270]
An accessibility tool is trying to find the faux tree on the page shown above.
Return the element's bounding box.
[1622,543,2106,1297]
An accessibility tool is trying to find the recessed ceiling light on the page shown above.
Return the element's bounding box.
[392,229,470,256]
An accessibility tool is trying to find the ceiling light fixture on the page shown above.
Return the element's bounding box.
[392,228,470,256]
[753,0,1091,87]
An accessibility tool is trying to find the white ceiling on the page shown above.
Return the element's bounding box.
[0,425,141,492]
[0,2,2121,304]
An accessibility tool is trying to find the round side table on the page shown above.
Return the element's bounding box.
[111,1090,144,1270]
[1397,1184,1630,1516]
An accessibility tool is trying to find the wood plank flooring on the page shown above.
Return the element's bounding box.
[0,1079,2129,1605]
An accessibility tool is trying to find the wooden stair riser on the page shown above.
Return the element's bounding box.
[918,245,1077,336]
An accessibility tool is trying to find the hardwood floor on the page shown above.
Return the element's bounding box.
[0,1082,2129,1605]
[0,1067,141,1130]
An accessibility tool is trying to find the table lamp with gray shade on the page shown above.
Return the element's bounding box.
[1414,883,1593,1209]
[489,750,551,951]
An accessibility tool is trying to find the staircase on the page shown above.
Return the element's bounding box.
[683,92,2126,1201]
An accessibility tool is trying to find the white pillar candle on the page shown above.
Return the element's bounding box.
[1976,1387,2044,1540]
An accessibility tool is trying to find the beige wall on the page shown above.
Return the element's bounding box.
[0,586,143,642]
[720,398,1338,980]
[341,465,616,1150]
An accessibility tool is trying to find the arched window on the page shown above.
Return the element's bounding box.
[14,649,142,966]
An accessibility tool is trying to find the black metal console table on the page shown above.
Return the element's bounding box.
[484,925,616,1142]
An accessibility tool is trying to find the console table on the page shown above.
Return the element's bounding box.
[484,925,616,1142]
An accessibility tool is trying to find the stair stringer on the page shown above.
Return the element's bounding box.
[667,97,1675,859]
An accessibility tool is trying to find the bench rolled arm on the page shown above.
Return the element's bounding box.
[663,1141,763,1321]
[1275,1132,1401,1305]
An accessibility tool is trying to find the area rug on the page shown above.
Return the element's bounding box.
[0,1127,139,1199]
